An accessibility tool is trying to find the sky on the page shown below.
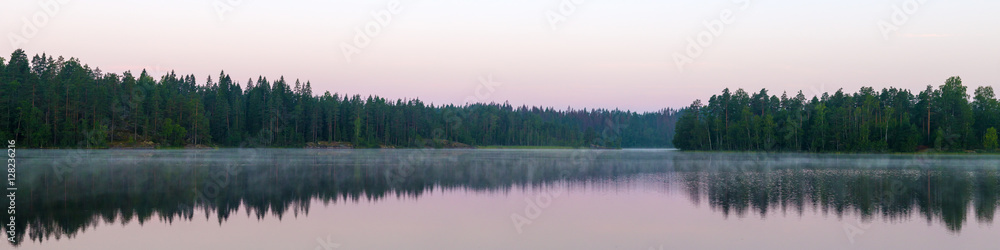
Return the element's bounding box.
[1,0,998,112]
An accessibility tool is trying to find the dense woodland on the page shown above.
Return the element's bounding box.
[674,77,1000,152]
[0,50,678,148]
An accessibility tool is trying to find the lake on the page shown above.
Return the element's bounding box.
[7,149,1000,249]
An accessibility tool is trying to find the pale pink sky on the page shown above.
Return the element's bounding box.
[2,0,998,111]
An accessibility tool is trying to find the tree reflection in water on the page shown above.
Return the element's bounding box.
[9,150,1000,246]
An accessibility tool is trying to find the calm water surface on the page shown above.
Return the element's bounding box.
[8,149,1000,249]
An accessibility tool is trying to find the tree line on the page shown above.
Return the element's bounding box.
[673,77,1000,152]
[0,50,679,148]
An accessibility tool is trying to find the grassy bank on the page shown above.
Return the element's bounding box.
[475,145,582,149]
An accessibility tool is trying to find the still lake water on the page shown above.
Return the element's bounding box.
[8,149,1000,249]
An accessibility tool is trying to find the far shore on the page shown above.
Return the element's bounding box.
[19,146,1000,155]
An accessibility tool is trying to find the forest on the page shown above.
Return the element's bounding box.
[673,77,1000,152]
[0,50,679,148]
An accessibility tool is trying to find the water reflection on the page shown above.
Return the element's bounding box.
[9,149,1000,246]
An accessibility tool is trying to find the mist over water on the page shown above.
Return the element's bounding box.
[9,149,1000,249]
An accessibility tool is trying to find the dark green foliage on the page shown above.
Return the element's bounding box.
[159,118,187,147]
[985,127,998,150]
[675,77,1000,152]
[0,50,679,148]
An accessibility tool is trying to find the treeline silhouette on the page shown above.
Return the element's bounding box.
[0,50,678,148]
[673,77,1000,152]
[9,150,999,246]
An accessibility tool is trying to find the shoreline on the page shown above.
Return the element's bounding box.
[20,146,645,150]
[15,147,1000,155]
